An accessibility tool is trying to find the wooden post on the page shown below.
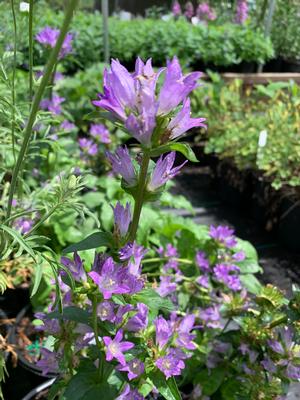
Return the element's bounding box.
[102,0,110,64]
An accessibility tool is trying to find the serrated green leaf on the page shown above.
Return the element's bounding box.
[62,231,113,254]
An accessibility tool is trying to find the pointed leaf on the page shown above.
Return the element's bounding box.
[62,231,113,254]
[150,142,198,162]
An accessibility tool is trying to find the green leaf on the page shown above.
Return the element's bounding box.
[31,258,43,297]
[47,306,92,325]
[194,367,225,396]
[132,288,174,316]
[240,274,262,294]
[150,142,198,162]
[64,370,117,400]
[62,231,113,254]
[148,370,182,400]
[235,239,258,261]
[0,224,36,260]
[237,259,262,274]
[221,378,248,400]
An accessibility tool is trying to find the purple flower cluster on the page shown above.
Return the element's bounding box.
[78,137,98,157]
[106,146,137,187]
[154,314,196,378]
[209,225,237,248]
[93,57,205,148]
[172,1,182,17]
[14,217,35,235]
[184,2,194,20]
[213,263,242,291]
[40,94,65,115]
[36,26,73,58]
[196,2,216,21]
[90,123,111,144]
[235,0,248,24]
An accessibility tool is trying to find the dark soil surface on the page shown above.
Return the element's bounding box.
[173,166,300,297]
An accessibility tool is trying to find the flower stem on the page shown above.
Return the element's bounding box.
[5,0,79,221]
[128,152,150,242]
[10,0,17,163]
[28,0,34,104]
[92,295,103,381]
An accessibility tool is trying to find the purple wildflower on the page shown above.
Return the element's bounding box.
[112,202,131,238]
[172,1,182,17]
[14,217,34,234]
[148,152,187,191]
[90,123,111,144]
[118,359,144,380]
[195,251,210,272]
[156,350,185,378]
[196,275,209,288]
[158,58,201,116]
[184,2,194,19]
[34,312,60,335]
[286,364,300,380]
[213,263,241,291]
[125,303,148,332]
[88,257,130,299]
[196,3,216,21]
[36,26,73,58]
[78,137,98,156]
[119,242,147,276]
[116,384,144,400]
[115,304,134,325]
[156,276,177,297]
[40,94,65,115]
[155,316,172,349]
[60,252,86,282]
[175,314,196,350]
[198,305,221,329]
[261,357,277,374]
[232,250,246,262]
[36,348,59,376]
[60,120,76,131]
[209,225,237,248]
[235,0,248,24]
[106,146,137,187]
[97,301,115,322]
[103,329,134,366]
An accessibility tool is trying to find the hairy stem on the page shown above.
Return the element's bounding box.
[6,0,79,221]
[29,0,34,103]
[128,152,150,242]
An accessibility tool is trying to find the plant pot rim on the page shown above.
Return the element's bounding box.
[21,378,56,400]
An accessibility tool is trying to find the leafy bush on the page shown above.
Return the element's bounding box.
[192,74,300,190]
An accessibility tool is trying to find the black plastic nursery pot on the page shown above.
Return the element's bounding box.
[0,286,30,318]
[4,306,58,400]
[0,309,12,362]
[278,197,300,253]
[21,378,56,400]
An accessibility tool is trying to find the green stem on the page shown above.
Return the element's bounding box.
[29,0,34,103]
[128,152,150,242]
[92,295,103,381]
[10,0,17,162]
[6,0,79,221]
[142,257,193,265]
[23,204,59,238]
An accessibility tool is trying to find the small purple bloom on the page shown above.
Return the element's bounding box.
[196,275,209,288]
[167,98,206,141]
[209,225,237,248]
[213,263,241,291]
[261,357,277,374]
[113,202,131,238]
[36,348,59,376]
[148,152,187,191]
[97,301,115,322]
[14,217,34,234]
[106,146,137,187]
[268,339,284,355]
[235,0,248,24]
[60,120,76,131]
[156,276,177,297]
[125,303,148,332]
[158,57,201,116]
[119,242,148,276]
[78,137,98,156]
[115,304,134,325]
[156,351,185,379]
[232,251,246,262]
[175,314,196,350]
[40,94,65,115]
[118,358,145,380]
[90,123,111,144]
[286,364,300,380]
[36,26,73,58]
[103,329,134,366]
[195,251,210,272]
[34,312,60,335]
[88,257,130,299]
[172,1,182,17]
[60,252,86,282]
[155,316,172,350]
[184,1,194,20]
[116,384,144,400]
[196,3,216,21]
[198,305,221,329]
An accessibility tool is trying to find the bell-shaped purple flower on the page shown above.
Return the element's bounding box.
[36,26,73,58]
[118,358,145,380]
[158,57,201,116]
[112,202,131,238]
[209,225,237,248]
[97,301,115,322]
[126,303,148,332]
[167,98,206,140]
[88,257,130,299]
[156,276,177,297]
[106,146,137,187]
[103,329,134,366]
[78,137,98,156]
[119,242,148,276]
[60,252,86,282]
[40,94,65,115]
[156,350,185,379]
[172,1,182,17]
[155,316,172,350]
[116,384,144,400]
[148,152,187,191]
[90,123,111,144]
[36,348,59,376]
[175,314,196,350]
